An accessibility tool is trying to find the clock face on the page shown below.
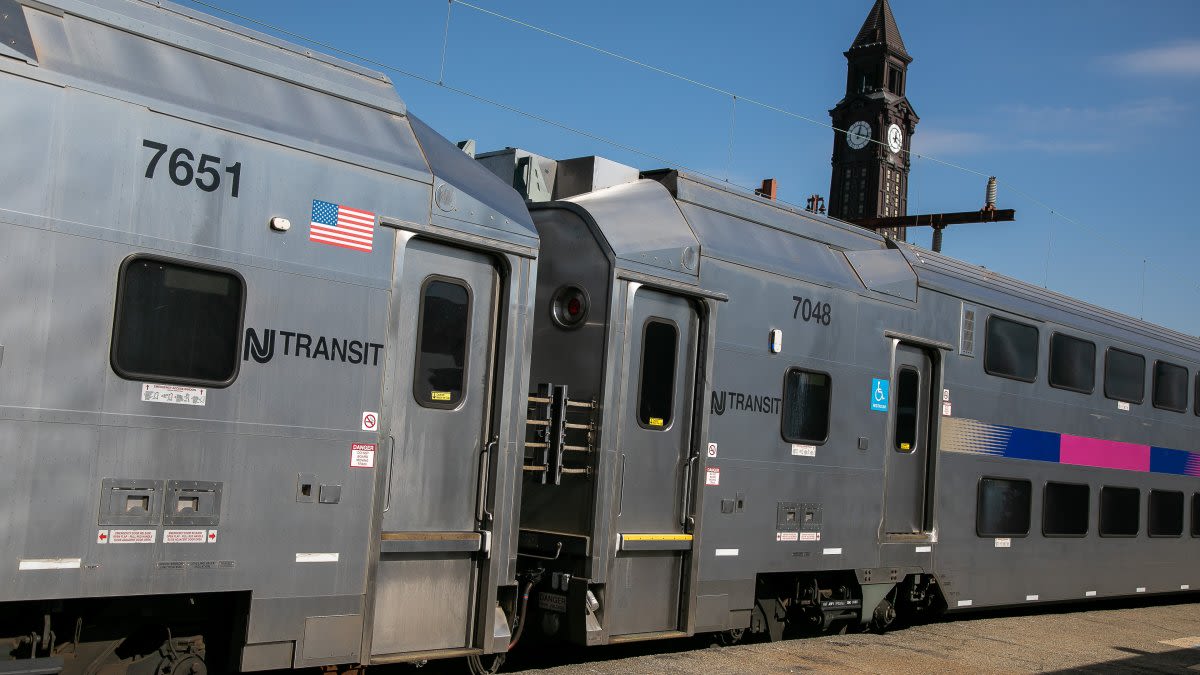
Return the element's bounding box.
[887,123,904,154]
[846,121,871,150]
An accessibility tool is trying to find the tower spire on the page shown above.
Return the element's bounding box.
[850,0,910,62]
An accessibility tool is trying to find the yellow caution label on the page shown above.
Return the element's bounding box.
[622,533,693,542]
[431,391,452,401]
[900,442,911,450]
[649,417,664,427]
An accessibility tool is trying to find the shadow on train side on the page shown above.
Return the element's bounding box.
[348,594,1200,674]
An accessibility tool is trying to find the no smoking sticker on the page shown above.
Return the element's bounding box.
[361,411,378,431]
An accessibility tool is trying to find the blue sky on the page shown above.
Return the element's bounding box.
[182,0,1200,335]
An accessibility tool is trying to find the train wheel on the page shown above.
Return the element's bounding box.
[715,628,746,646]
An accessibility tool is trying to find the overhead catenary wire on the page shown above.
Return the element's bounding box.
[181,0,1197,317]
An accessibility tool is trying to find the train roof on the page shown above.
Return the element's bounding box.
[647,169,1200,358]
[8,0,535,242]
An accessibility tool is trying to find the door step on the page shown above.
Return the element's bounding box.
[370,647,481,665]
[608,630,689,644]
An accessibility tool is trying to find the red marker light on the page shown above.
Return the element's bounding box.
[567,297,581,316]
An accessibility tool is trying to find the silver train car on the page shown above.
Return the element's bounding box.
[4,0,1200,673]
[1,0,536,672]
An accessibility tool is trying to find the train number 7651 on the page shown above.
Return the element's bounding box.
[142,139,242,198]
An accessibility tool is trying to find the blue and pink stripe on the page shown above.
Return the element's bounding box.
[940,417,1200,477]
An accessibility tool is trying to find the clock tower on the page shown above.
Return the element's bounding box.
[828,0,919,240]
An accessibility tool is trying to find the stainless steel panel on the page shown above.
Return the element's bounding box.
[845,248,918,301]
[301,614,362,661]
[566,180,699,278]
[371,555,473,654]
[240,642,294,672]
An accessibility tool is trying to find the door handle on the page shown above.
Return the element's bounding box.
[617,454,627,517]
[476,438,497,523]
[681,454,698,527]
[383,436,396,513]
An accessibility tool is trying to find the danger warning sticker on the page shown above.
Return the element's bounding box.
[704,467,720,486]
[107,529,156,544]
[350,443,377,468]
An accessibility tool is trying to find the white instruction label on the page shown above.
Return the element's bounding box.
[943,388,950,402]
[350,442,377,468]
[798,531,821,541]
[1117,401,1130,411]
[141,383,206,406]
[994,537,1011,548]
[163,529,208,544]
[704,466,720,486]
[776,531,799,542]
[791,444,816,457]
[109,529,156,544]
[942,402,953,417]
[822,547,842,555]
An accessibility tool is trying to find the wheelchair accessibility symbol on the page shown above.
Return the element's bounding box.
[870,378,890,412]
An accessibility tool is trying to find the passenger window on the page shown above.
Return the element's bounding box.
[1099,486,1140,536]
[1043,482,1089,537]
[1153,361,1188,412]
[984,315,1038,382]
[893,367,920,452]
[976,477,1032,537]
[1104,348,1145,404]
[1048,333,1095,394]
[1148,490,1184,537]
[781,368,831,444]
[413,278,470,409]
[637,320,678,429]
[111,256,244,387]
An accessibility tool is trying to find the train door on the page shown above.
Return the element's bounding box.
[371,238,499,657]
[883,343,934,534]
[608,288,698,637]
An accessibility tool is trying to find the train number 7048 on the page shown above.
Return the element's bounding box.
[793,295,832,326]
[142,139,242,198]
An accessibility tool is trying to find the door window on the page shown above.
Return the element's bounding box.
[893,367,920,452]
[637,320,678,429]
[413,277,471,409]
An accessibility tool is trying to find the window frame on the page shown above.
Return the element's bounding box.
[975,476,1033,538]
[983,314,1039,383]
[1192,493,1200,537]
[1098,485,1141,538]
[1148,489,1184,538]
[411,274,473,411]
[1103,347,1146,405]
[110,253,246,389]
[1047,332,1096,395]
[1042,481,1090,538]
[635,317,680,431]
[779,366,833,446]
[1152,360,1189,413]
[1195,374,1200,417]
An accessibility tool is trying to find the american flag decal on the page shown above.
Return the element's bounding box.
[310,199,375,252]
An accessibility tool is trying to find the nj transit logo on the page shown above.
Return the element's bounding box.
[870,378,890,412]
